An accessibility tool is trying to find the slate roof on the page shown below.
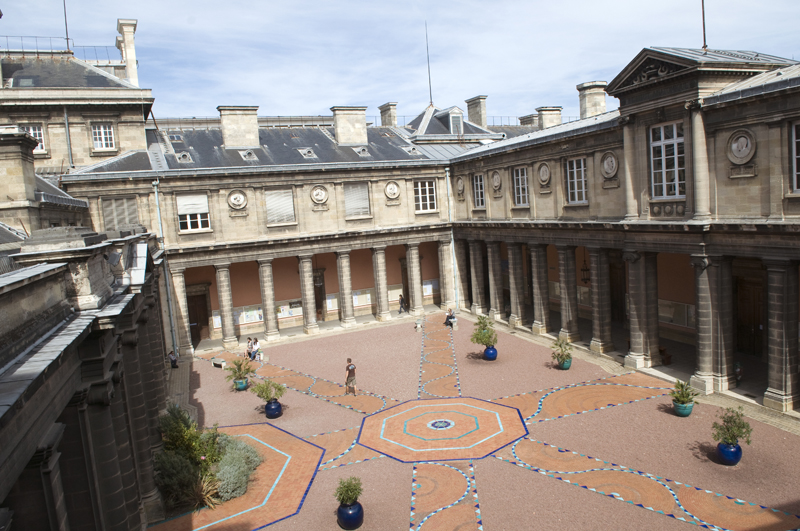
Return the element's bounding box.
[0,222,25,244]
[487,125,539,139]
[1,55,136,89]
[703,64,800,106]
[649,47,797,66]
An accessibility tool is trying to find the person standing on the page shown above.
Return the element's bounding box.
[398,294,406,315]
[345,358,357,396]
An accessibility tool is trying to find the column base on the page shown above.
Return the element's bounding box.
[693,213,712,222]
[376,312,392,322]
[265,330,281,341]
[410,307,424,317]
[179,343,194,357]
[624,353,646,369]
[459,301,471,312]
[508,314,522,329]
[589,339,614,354]
[222,337,238,350]
[489,309,500,320]
[471,304,484,315]
[341,317,357,328]
[763,388,799,412]
[558,329,580,343]
[141,488,165,524]
[303,323,320,335]
[689,373,714,395]
[713,374,737,393]
[531,321,550,335]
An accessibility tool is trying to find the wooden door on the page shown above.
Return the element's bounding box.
[187,294,208,348]
[736,278,763,357]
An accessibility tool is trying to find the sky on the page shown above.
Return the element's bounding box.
[2,1,798,125]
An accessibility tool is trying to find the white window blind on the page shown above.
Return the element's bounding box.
[344,183,370,217]
[176,194,209,215]
[265,189,295,224]
[102,197,139,229]
[20,124,45,151]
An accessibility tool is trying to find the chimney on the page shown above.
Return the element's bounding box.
[116,19,139,87]
[378,102,397,127]
[217,106,260,147]
[0,126,37,203]
[577,81,607,119]
[519,114,537,127]
[331,106,368,145]
[465,95,488,128]
[536,107,562,129]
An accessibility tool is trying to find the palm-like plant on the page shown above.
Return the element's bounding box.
[225,359,255,385]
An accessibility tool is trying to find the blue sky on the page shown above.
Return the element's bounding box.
[3,1,798,124]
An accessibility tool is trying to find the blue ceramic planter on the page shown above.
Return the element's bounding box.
[337,501,363,529]
[484,346,497,361]
[234,378,248,391]
[558,358,572,370]
[717,442,742,466]
[265,399,283,419]
[673,401,694,417]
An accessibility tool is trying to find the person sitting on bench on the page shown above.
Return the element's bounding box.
[443,308,455,327]
[168,350,178,368]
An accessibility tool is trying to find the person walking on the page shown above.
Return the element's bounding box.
[246,337,253,359]
[398,294,406,315]
[345,358,357,396]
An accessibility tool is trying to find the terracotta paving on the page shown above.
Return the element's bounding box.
[167,315,800,531]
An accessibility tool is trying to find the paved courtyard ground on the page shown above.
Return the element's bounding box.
[154,313,800,531]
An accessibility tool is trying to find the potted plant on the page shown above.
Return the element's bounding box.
[711,406,752,466]
[551,338,573,370]
[669,379,699,417]
[470,315,499,361]
[334,476,364,530]
[225,359,255,391]
[250,380,287,419]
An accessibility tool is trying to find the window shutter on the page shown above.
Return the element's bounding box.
[176,194,209,215]
[265,189,295,224]
[102,197,139,230]
[344,183,370,217]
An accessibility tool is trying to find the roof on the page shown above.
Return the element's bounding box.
[451,110,620,163]
[1,55,136,89]
[703,64,800,106]
[0,222,25,244]
[487,125,539,139]
[649,47,797,65]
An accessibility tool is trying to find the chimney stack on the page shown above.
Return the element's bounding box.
[331,106,368,145]
[465,95,488,128]
[536,107,562,129]
[519,114,537,127]
[116,19,139,87]
[577,81,607,119]
[217,106,260,147]
[378,102,397,127]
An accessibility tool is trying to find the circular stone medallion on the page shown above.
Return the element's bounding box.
[310,185,329,204]
[385,181,400,199]
[426,419,455,431]
[726,129,756,165]
[600,151,618,179]
[227,190,248,209]
[538,163,551,186]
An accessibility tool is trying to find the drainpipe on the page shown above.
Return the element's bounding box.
[444,166,460,311]
[152,178,180,356]
[63,106,74,168]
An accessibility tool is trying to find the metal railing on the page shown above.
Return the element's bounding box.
[73,46,122,64]
[0,35,73,54]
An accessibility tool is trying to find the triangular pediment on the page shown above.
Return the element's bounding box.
[607,49,695,95]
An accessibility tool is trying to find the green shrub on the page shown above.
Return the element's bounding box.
[160,404,201,460]
[154,451,199,509]
[217,437,262,502]
[335,476,363,505]
[470,315,498,347]
[197,425,224,474]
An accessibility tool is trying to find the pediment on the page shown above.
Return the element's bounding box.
[623,58,688,88]
[608,49,696,96]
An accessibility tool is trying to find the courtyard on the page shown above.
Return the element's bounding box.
[156,312,800,531]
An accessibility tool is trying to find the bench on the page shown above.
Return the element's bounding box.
[415,319,423,332]
[211,357,227,369]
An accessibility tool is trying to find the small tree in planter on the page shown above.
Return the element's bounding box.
[712,406,752,466]
[225,359,255,391]
[250,380,287,419]
[669,380,699,417]
[470,315,499,361]
[335,476,364,530]
[551,338,573,370]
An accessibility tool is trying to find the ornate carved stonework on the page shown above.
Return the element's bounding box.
[726,129,756,165]
[310,185,329,211]
[227,190,247,210]
[649,201,686,218]
[625,59,687,87]
[600,151,618,179]
[490,171,503,198]
[455,176,466,202]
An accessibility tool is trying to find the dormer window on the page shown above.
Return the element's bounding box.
[401,146,422,156]
[298,148,317,159]
[352,146,370,157]
[168,133,184,142]
[177,152,193,163]
[451,114,463,135]
[239,149,259,162]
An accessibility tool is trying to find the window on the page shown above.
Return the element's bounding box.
[91,124,115,149]
[102,197,139,230]
[344,182,370,218]
[176,194,210,231]
[414,181,437,212]
[20,124,45,151]
[513,167,529,206]
[565,158,587,204]
[793,123,800,191]
[451,114,463,135]
[265,189,296,224]
[650,122,685,198]
[473,174,485,208]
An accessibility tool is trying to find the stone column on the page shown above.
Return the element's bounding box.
[86,380,129,531]
[763,259,800,412]
[454,240,471,311]
[468,241,486,315]
[624,251,660,368]
[690,107,711,220]
[110,371,142,530]
[621,116,638,220]
[438,240,456,310]
[258,259,281,340]
[214,263,238,348]
[298,255,320,334]
[557,245,580,342]
[713,257,735,392]
[134,308,162,452]
[34,424,70,531]
[170,267,193,355]
[690,255,715,394]
[121,330,163,523]
[406,243,424,316]
[529,243,551,334]
[507,242,525,328]
[588,247,614,353]
[371,246,391,321]
[144,293,168,414]
[336,251,356,327]
[486,241,503,320]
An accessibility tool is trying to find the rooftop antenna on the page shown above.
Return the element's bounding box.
[425,21,433,105]
[63,0,71,51]
[701,0,708,52]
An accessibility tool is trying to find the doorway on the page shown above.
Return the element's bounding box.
[609,251,626,324]
[735,277,764,358]
[313,269,326,322]
[187,294,209,348]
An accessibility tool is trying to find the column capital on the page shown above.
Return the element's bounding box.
[297,254,314,262]
[87,380,114,407]
[689,254,710,272]
[170,266,185,274]
[335,249,351,258]
[405,242,420,250]
[257,258,274,266]
[763,258,796,270]
[527,241,548,250]
[555,243,576,251]
[622,250,640,263]
[618,114,635,125]
[372,245,386,253]
[213,262,231,271]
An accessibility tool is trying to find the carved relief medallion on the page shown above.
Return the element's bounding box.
[537,163,551,186]
[726,129,756,165]
[384,181,400,199]
[456,176,465,201]
[227,190,248,209]
[491,171,502,191]
[600,151,618,179]
[310,185,329,204]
